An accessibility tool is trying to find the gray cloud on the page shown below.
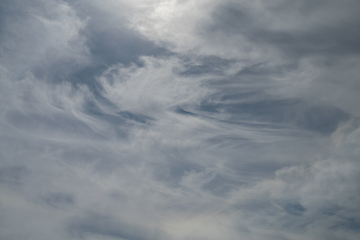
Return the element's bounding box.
[208,0,360,58]
[0,0,359,239]
[0,166,29,185]
[67,213,169,240]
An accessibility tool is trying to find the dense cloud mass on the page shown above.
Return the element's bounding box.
[0,0,359,239]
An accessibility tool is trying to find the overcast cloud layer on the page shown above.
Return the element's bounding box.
[1,0,360,239]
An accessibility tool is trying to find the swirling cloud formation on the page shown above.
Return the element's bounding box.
[1,0,359,239]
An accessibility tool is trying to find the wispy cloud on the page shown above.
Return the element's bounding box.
[0,0,359,239]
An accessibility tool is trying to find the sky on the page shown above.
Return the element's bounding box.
[0,0,360,239]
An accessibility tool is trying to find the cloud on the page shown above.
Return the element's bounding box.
[67,213,169,240]
[0,0,359,239]
[0,0,90,81]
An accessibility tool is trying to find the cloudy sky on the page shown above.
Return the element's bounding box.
[0,0,360,239]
